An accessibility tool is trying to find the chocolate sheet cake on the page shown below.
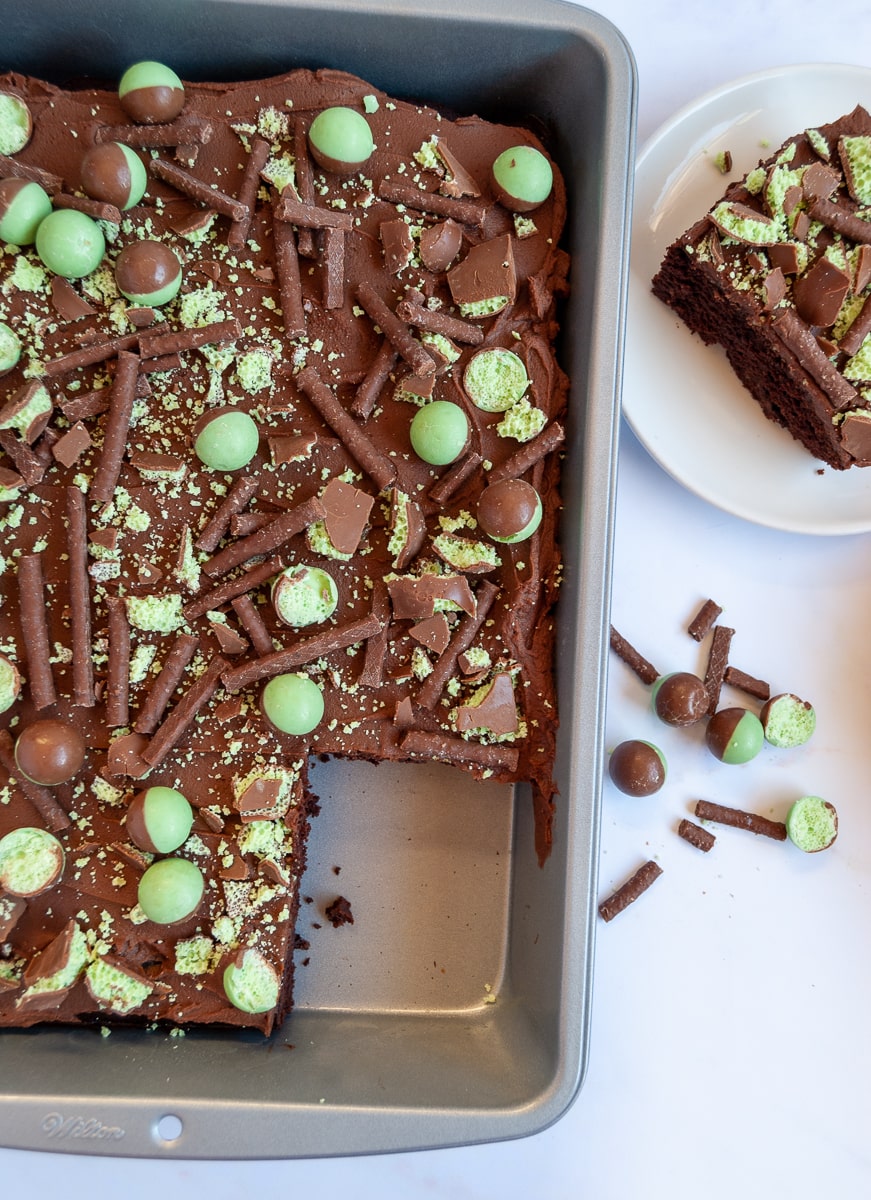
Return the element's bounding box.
[0,64,568,1032]
[652,104,871,469]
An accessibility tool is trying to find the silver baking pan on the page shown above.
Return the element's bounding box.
[0,0,635,1157]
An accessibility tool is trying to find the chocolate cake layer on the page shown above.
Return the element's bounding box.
[652,105,871,469]
[0,65,568,1031]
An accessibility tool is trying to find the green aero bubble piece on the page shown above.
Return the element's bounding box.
[0,653,21,711]
[0,178,52,246]
[0,826,65,896]
[761,692,816,748]
[35,208,106,279]
[786,795,838,853]
[492,145,553,211]
[0,93,32,155]
[272,564,339,627]
[463,348,528,412]
[261,672,325,735]
[409,400,469,466]
[223,948,280,1013]
[137,857,204,925]
[308,106,374,172]
[0,322,21,375]
[194,408,260,471]
[140,786,194,854]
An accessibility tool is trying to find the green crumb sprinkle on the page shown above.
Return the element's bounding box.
[363,95,380,114]
[175,935,222,977]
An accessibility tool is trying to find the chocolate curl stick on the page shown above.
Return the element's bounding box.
[350,339,399,420]
[54,193,122,224]
[687,598,723,642]
[400,728,520,773]
[357,580,390,688]
[598,861,663,922]
[292,117,317,258]
[133,632,199,736]
[609,625,659,686]
[355,282,437,378]
[428,450,483,506]
[0,153,62,193]
[105,596,131,728]
[96,115,213,148]
[221,612,384,693]
[149,157,248,221]
[43,332,141,378]
[273,194,353,230]
[487,422,565,485]
[296,366,397,492]
[17,553,56,710]
[377,178,486,227]
[0,730,70,833]
[90,350,139,504]
[141,656,228,768]
[271,191,306,339]
[322,224,345,310]
[194,474,260,554]
[66,486,94,707]
[138,318,241,360]
[694,799,787,841]
[183,555,285,623]
[395,298,485,345]
[703,624,735,714]
[229,135,270,250]
[231,595,275,657]
[416,580,499,711]
[201,496,324,580]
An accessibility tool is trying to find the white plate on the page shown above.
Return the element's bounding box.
[626,63,871,535]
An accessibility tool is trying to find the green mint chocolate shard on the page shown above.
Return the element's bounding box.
[843,334,871,382]
[840,135,871,205]
[708,201,782,245]
[86,957,152,1015]
[745,167,766,195]
[431,532,501,571]
[764,165,803,231]
[21,923,89,999]
[806,128,831,161]
[496,397,547,442]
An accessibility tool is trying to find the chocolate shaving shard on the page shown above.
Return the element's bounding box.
[433,141,481,198]
[50,276,96,322]
[687,598,722,642]
[387,573,477,620]
[393,695,415,727]
[609,625,658,686]
[380,219,414,274]
[234,777,288,822]
[52,421,91,468]
[409,612,451,656]
[0,429,45,487]
[209,618,249,656]
[854,244,871,295]
[268,432,317,465]
[598,861,663,922]
[793,255,851,328]
[455,671,518,737]
[769,243,801,275]
[320,476,374,555]
[447,234,516,317]
[104,731,151,779]
[677,818,716,852]
[763,268,787,312]
[0,895,25,941]
[694,799,787,841]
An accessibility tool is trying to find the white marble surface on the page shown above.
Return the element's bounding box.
[5,0,871,1194]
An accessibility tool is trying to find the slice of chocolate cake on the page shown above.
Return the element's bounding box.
[652,104,871,469]
[0,63,569,1032]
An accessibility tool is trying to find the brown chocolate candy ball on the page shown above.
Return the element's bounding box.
[14,718,86,786]
[653,671,709,727]
[477,479,542,543]
[114,239,181,306]
[608,739,666,797]
[80,142,146,210]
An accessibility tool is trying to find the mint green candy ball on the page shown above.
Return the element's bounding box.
[705,707,764,765]
[261,672,324,735]
[0,93,32,154]
[409,400,469,466]
[308,106,374,173]
[223,948,280,1013]
[0,178,52,245]
[128,785,193,854]
[194,408,259,471]
[35,208,105,278]
[138,857,204,925]
[492,145,553,212]
[119,62,185,124]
